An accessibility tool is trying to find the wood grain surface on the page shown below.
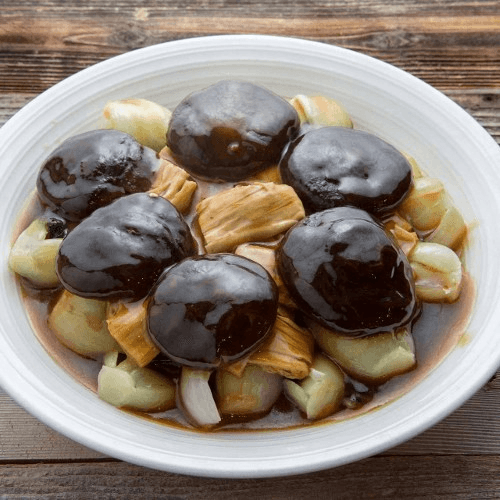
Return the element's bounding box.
[1,0,499,498]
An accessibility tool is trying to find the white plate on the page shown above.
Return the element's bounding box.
[1,35,500,478]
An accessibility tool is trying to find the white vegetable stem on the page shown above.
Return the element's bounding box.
[8,218,62,288]
[102,98,171,152]
[179,367,221,428]
[284,354,345,420]
[98,353,176,412]
[312,324,416,385]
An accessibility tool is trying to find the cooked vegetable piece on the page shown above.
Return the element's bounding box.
[57,193,196,301]
[216,365,283,416]
[279,127,413,215]
[98,352,175,412]
[106,301,160,367]
[401,152,424,179]
[289,94,353,128]
[37,130,159,222]
[148,159,198,213]
[179,367,221,427]
[277,207,418,337]
[196,182,304,253]
[399,177,448,231]
[409,242,463,303]
[9,218,63,288]
[284,354,345,420]
[399,177,467,250]
[167,80,299,181]
[248,312,314,379]
[147,254,278,368]
[425,205,467,251]
[48,290,120,357]
[102,98,171,151]
[312,324,416,384]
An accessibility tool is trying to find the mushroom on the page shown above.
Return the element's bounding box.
[57,192,196,301]
[277,207,419,337]
[279,127,413,215]
[37,129,160,222]
[147,254,278,368]
[167,80,299,181]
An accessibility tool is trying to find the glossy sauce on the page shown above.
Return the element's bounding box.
[57,192,196,301]
[148,254,279,368]
[277,207,419,336]
[167,80,299,181]
[37,130,159,222]
[280,127,413,215]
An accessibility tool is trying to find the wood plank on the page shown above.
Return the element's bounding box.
[1,456,500,499]
[1,0,500,17]
[444,90,500,143]
[1,15,498,50]
[1,12,499,94]
[0,95,35,126]
[0,391,106,461]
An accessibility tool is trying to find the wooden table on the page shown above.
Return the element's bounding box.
[1,1,499,497]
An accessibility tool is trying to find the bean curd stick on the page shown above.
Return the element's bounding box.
[106,301,160,368]
[149,159,198,213]
[224,309,314,380]
[196,182,305,253]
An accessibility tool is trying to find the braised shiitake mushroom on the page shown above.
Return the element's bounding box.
[147,254,279,368]
[167,80,299,181]
[57,192,196,301]
[277,207,419,336]
[37,129,159,222]
[279,127,413,215]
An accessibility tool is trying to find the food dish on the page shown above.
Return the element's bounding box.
[1,35,500,477]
